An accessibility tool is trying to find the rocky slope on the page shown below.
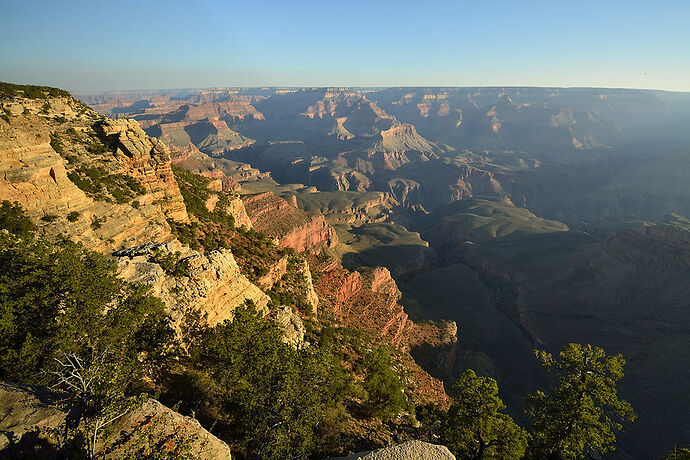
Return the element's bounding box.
[309,253,454,406]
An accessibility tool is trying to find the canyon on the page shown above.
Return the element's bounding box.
[1,83,690,458]
[76,85,690,458]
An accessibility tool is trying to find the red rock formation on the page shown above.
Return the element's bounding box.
[242,192,337,252]
[308,253,453,406]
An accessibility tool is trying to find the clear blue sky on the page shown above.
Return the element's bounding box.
[1,0,689,93]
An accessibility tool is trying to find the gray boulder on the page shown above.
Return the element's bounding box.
[331,440,456,460]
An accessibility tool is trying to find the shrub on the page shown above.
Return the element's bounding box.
[0,201,35,237]
[149,249,191,277]
[0,233,173,384]
[362,346,407,420]
[90,215,104,230]
[525,344,636,459]
[67,211,80,222]
[194,303,347,459]
[49,132,63,154]
[429,370,527,459]
[0,81,71,99]
[67,165,145,203]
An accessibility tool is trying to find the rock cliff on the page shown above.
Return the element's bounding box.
[309,253,453,406]
[92,118,188,221]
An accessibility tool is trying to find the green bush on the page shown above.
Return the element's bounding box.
[0,81,72,99]
[149,249,191,277]
[67,165,145,203]
[67,211,80,222]
[362,346,407,421]
[0,201,35,237]
[172,166,236,227]
[525,344,636,459]
[423,370,527,459]
[0,232,173,385]
[193,303,348,459]
[90,215,104,230]
[49,132,63,154]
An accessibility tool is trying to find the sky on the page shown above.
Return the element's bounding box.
[1,0,689,93]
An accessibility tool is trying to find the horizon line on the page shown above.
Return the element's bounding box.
[68,84,690,96]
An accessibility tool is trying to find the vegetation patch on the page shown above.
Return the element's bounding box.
[268,251,313,314]
[0,81,72,99]
[172,166,235,227]
[149,249,191,278]
[67,165,146,204]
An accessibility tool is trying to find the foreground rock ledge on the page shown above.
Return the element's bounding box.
[0,382,231,459]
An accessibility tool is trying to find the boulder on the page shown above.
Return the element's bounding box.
[330,440,455,460]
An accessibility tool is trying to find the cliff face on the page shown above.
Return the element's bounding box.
[0,95,189,252]
[309,254,453,406]
[115,241,270,328]
[242,192,338,252]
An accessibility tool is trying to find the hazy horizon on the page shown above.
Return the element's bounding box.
[2,0,689,93]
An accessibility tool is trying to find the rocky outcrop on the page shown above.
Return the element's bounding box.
[330,440,455,460]
[448,166,504,202]
[115,240,269,327]
[361,267,401,299]
[257,256,319,315]
[0,382,231,459]
[224,196,253,229]
[93,118,188,222]
[0,121,92,216]
[257,255,289,289]
[242,192,337,252]
[309,254,452,406]
[0,96,189,252]
[320,263,413,349]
